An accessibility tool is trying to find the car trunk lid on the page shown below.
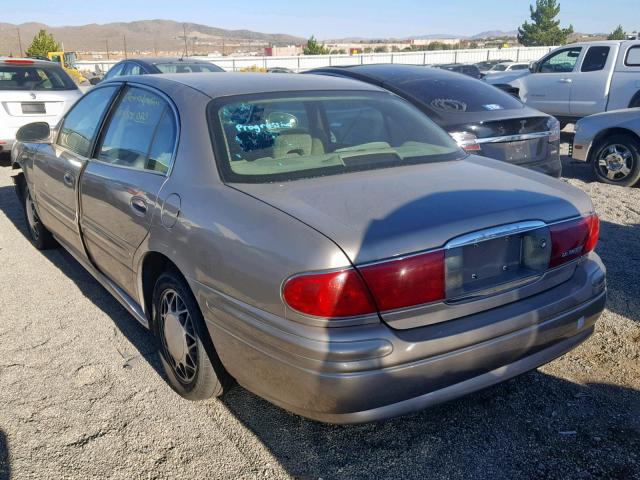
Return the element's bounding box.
[232,156,591,266]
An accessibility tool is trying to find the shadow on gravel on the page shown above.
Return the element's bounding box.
[221,372,640,479]
[0,183,162,379]
[597,220,640,324]
[0,430,9,480]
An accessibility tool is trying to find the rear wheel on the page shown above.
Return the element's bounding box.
[152,270,232,400]
[21,182,57,250]
[592,134,640,187]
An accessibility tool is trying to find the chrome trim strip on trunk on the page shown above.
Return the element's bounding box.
[473,131,552,144]
[445,220,547,249]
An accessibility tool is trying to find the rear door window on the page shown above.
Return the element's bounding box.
[126,63,144,75]
[97,86,176,173]
[58,85,119,157]
[581,46,610,72]
[0,65,76,91]
[625,46,640,66]
[104,63,125,80]
[155,63,224,73]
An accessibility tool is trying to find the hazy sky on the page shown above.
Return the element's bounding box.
[5,0,640,38]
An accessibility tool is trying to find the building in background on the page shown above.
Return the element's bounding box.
[264,45,303,56]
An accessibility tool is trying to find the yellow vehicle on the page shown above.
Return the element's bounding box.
[47,51,87,85]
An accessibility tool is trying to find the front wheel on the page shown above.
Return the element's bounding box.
[21,182,57,250]
[592,134,640,187]
[152,270,232,400]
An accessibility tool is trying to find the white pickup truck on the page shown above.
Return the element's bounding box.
[510,40,640,125]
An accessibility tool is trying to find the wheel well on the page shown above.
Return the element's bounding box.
[588,128,640,163]
[12,171,26,201]
[628,91,640,108]
[140,252,181,325]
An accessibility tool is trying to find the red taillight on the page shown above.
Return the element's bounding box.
[549,214,599,267]
[4,59,35,64]
[450,131,482,152]
[358,250,445,312]
[282,251,445,318]
[284,215,598,319]
[282,268,377,318]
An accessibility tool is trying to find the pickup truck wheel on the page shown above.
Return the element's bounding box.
[152,271,231,400]
[592,134,640,187]
[23,186,57,250]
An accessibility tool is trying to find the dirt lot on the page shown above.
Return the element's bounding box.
[0,144,639,480]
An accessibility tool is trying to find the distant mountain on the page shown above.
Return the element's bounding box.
[325,30,521,43]
[470,30,518,39]
[0,20,305,55]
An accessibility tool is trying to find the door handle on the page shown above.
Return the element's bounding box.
[63,172,74,187]
[559,78,573,84]
[130,196,148,216]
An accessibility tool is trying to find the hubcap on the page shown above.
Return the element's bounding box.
[597,144,634,181]
[25,191,40,240]
[160,289,198,383]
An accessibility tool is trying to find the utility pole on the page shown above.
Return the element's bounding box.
[105,39,110,60]
[123,35,128,59]
[183,24,188,57]
[17,28,23,57]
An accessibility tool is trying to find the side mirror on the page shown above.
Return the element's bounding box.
[16,122,51,143]
[529,61,538,74]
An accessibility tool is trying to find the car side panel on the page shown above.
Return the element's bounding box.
[80,162,167,297]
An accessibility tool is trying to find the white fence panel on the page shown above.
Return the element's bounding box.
[75,46,555,74]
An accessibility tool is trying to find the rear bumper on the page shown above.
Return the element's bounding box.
[197,254,606,424]
[480,142,562,178]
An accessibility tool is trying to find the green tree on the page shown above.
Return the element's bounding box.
[607,25,627,40]
[303,36,329,55]
[517,0,573,46]
[25,29,61,58]
[374,46,388,53]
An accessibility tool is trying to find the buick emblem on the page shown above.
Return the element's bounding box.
[30,92,36,100]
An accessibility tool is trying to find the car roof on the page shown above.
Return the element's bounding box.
[308,64,478,84]
[117,57,217,66]
[115,72,385,98]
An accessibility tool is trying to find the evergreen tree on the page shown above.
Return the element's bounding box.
[25,29,61,58]
[518,0,574,46]
[303,36,329,55]
[607,25,627,40]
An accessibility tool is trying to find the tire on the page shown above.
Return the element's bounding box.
[20,179,57,250]
[591,134,640,187]
[152,270,232,400]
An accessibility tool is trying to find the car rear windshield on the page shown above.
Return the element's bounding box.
[491,64,509,71]
[155,63,223,73]
[208,91,464,183]
[0,65,76,91]
[396,75,524,113]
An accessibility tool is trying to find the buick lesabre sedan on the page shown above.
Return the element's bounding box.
[11,73,606,423]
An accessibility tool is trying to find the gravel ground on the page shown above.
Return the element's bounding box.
[0,143,639,480]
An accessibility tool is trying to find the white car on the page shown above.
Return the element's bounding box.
[0,58,82,154]
[485,62,530,75]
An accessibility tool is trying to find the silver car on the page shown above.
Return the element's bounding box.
[11,73,606,423]
[572,108,640,186]
[0,57,82,154]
